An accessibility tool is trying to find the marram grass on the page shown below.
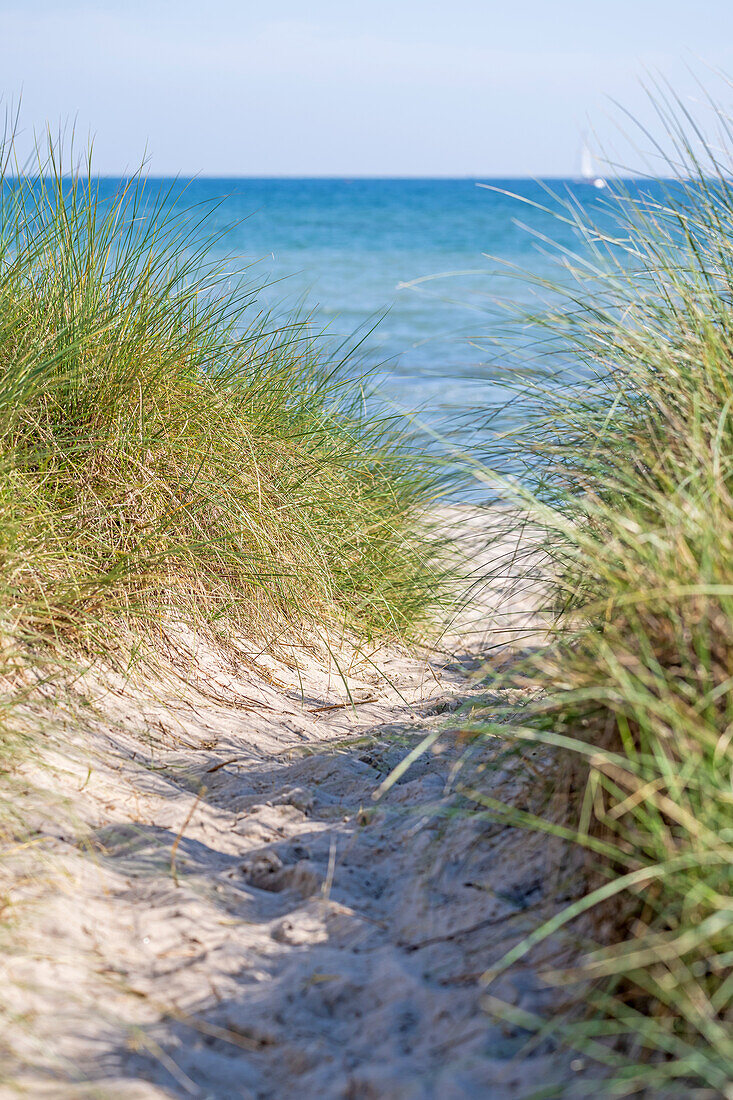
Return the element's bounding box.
[0,136,448,751]
[471,93,733,1096]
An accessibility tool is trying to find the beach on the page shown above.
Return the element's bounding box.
[1,112,731,1098]
[1,509,574,1099]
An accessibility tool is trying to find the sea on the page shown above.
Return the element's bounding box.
[120,178,637,472]
[163,179,618,420]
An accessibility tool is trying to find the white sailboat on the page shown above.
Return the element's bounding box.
[580,140,607,189]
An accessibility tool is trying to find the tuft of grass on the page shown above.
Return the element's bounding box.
[471,90,733,1095]
[0,133,449,760]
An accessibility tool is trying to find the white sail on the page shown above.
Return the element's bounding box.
[579,139,607,188]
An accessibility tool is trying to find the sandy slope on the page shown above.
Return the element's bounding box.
[0,507,579,1099]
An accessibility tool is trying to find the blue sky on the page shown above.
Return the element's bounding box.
[2,0,733,175]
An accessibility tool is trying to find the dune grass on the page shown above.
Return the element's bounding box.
[0,135,448,764]
[469,95,733,1095]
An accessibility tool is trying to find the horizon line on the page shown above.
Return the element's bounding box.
[6,172,657,182]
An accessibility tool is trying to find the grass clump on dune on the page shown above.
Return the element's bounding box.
[474,95,733,1095]
[0,136,445,715]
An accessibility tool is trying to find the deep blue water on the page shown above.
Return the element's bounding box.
[156,177,617,447]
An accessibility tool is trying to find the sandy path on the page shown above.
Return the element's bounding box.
[1,508,576,1099]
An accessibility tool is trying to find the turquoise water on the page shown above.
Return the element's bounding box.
[158,178,616,447]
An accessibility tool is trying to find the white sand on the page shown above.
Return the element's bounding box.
[0,507,581,1099]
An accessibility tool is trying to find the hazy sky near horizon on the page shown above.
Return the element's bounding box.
[2,0,733,176]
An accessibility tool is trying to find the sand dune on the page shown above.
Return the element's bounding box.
[1,509,578,1099]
